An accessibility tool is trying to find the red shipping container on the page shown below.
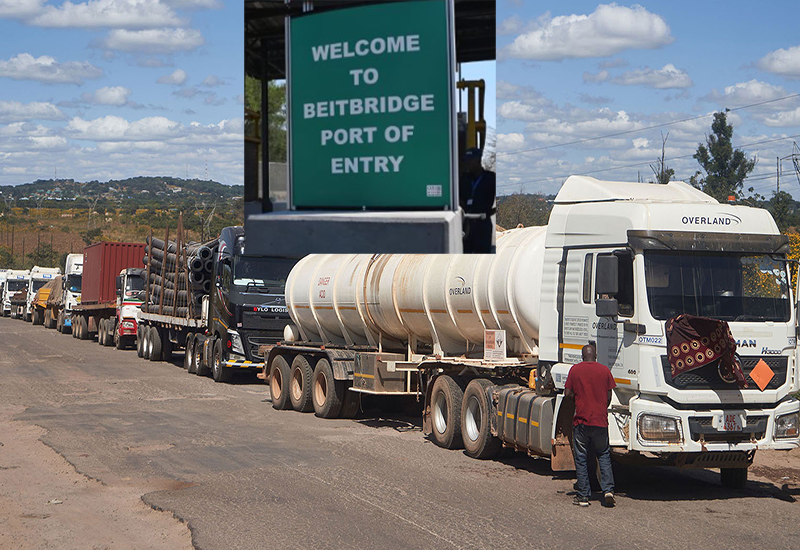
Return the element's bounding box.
[81,242,145,305]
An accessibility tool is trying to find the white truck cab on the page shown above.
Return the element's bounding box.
[3,269,30,318]
[62,253,83,329]
[24,266,62,322]
[541,177,799,474]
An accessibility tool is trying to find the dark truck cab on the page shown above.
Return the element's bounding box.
[213,227,294,367]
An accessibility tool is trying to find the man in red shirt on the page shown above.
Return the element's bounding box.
[565,344,617,507]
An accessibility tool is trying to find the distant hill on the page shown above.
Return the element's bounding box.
[0,176,242,207]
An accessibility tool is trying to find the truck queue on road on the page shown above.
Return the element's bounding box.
[4,178,800,490]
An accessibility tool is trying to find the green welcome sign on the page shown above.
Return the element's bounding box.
[288,0,455,209]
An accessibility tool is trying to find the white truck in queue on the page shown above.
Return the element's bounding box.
[3,269,29,318]
[23,266,61,322]
[265,176,800,488]
[59,253,83,332]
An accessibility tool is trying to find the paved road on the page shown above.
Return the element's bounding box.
[1,316,799,549]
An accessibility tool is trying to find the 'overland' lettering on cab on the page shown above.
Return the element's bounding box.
[681,213,741,226]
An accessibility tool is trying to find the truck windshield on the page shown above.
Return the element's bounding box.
[7,280,27,292]
[233,256,293,293]
[31,280,47,292]
[66,274,81,293]
[126,276,144,292]
[644,251,791,322]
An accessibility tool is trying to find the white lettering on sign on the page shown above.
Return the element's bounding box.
[312,35,421,61]
[331,156,404,174]
[320,127,378,146]
[304,95,435,119]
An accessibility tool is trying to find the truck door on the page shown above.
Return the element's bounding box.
[592,249,638,387]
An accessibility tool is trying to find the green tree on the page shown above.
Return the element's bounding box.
[245,76,287,162]
[769,190,793,231]
[690,111,756,202]
[26,243,58,267]
[496,194,552,229]
[81,227,103,245]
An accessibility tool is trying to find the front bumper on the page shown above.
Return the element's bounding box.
[627,395,800,453]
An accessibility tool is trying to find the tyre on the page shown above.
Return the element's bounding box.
[289,355,314,412]
[57,311,63,332]
[195,337,211,376]
[115,332,126,350]
[137,325,145,357]
[212,338,233,383]
[142,325,151,359]
[78,316,89,340]
[430,375,465,449]
[269,355,292,410]
[148,326,162,362]
[32,309,40,325]
[312,358,344,418]
[720,467,748,489]
[461,379,502,459]
[98,319,107,346]
[184,334,195,371]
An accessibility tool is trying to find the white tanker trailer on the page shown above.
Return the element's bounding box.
[265,176,800,487]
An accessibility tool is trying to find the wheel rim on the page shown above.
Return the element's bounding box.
[147,330,154,356]
[272,368,283,397]
[313,372,327,407]
[433,391,448,435]
[193,342,202,372]
[465,395,481,442]
[186,342,193,367]
[291,368,303,401]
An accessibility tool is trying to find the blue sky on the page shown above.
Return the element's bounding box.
[497,1,800,197]
[0,0,243,186]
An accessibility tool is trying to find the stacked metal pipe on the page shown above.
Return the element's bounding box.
[141,236,218,318]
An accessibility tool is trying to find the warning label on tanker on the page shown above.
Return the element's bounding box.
[289,0,453,209]
[563,316,589,339]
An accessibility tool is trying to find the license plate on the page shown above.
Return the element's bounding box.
[717,412,744,432]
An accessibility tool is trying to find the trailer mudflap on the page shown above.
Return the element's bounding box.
[551,394,576,471]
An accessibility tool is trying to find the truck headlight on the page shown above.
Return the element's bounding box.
[121,320,134,329]
[638,414,683,443]
[775,412,799,439]
[229,331,245,355]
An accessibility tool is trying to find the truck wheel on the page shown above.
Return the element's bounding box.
[184,334,195,371]
[212,338,233,383]
[430,375,465,450]
[78,316,90,340]
[461,379,502,459]
[195,337,211,376]
[720,467,748,489]
[57,312,63,332]
[269,355,292,410]
[105,320,115,347]
[312,358,345,418]
[148,326,162,362]
[115,331,126,350]
[137,326,145,357]
[98,319,107,345]
[141,325,151,359]
[289,355,314,412]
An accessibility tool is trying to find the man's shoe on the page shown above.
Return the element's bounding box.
[572,496,589,507]
[604,492,616,506]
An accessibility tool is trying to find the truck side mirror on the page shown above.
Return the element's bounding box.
[595,255,619,296]
[115,275,123,291]
[596,298,619,318]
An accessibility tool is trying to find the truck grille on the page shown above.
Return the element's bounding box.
[239,329,283,360]
[660,356,787,391]
[688,416,768,442]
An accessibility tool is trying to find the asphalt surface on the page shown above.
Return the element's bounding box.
[1,316,799,549]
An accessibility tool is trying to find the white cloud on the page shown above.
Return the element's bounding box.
[201,74,223,87]
[30,0,183,28]
[0,53,103,84]
[762,108,800,127]
[163,0,221,8]
[498,15,523,36]
[497,132,525,151]
[611,64,692,89]
[156,68,187,85]
[67,115,182,141]
[0,0,44,18]
[706,80,790,108]
[583,70,609,84]
[0,101,65,123]
[758,44,800,78]
[502,4,673,61]
[631,137,649,149]
[81,86,132,106]
[103,28,204,54]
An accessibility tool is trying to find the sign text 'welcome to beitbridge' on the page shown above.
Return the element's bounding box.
[289,0,453,209]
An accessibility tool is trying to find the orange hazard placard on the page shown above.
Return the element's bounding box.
[749,359,774,392]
